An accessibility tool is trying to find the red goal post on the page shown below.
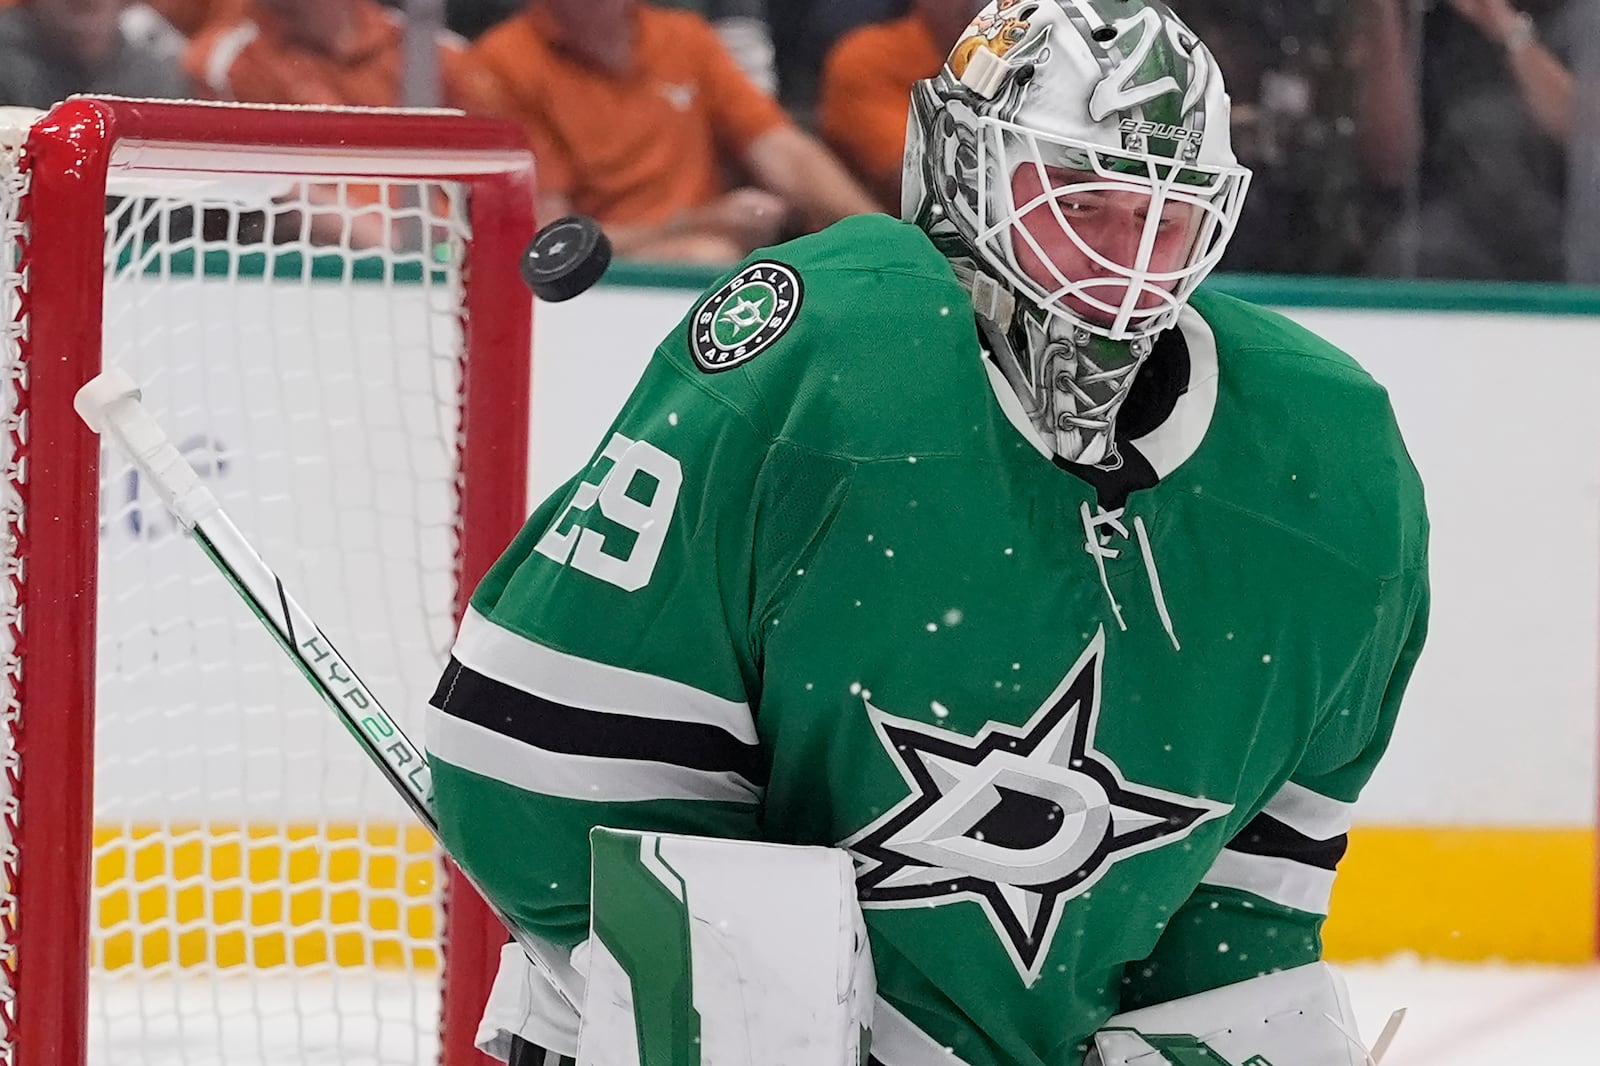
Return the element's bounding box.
[0,97,534,1066]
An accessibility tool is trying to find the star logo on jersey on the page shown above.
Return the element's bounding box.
[689,261,803,373]
[844,628,1230,985]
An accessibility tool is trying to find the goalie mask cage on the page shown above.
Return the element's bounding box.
[0,98,534,1065]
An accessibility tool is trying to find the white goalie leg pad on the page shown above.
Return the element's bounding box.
[1089,962,1384,1066]
[476,941,583,1062]
[577,829,875,1066]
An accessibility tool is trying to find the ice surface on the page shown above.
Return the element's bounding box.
[1345,957,1600,1065]
[87,958,1600,1064]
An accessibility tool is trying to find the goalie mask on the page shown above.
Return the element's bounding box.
[904,0,1250,467]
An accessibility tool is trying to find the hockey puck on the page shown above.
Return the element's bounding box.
[520,215,612,302]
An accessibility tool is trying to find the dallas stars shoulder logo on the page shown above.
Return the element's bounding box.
[843,627,1231,985]
[688,261,803,373]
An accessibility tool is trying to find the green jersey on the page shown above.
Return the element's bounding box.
[425,214,1428,1066]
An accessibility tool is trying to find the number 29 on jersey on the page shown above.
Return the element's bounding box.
[534,432,683,592]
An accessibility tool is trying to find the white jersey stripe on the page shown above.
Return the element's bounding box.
[870,998,973,1066]
[452,607,758,745]
[1262,781,1357,842]
[424,704,763,805]
[1200,849,1337,916]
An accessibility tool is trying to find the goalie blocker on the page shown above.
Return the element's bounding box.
[479,833,1393,1066]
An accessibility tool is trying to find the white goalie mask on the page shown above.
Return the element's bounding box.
[904,0,1251,466]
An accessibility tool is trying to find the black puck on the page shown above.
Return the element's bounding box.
[520,215,612,302]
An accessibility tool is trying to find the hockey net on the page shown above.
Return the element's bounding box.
[0,99,534,1066]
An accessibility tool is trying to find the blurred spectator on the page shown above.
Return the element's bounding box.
[446,0,775,95]
[444,0,519,38]
[1348,0,1423,195]
[1372,0,1579,280]
[187,0,511,250]
[1172,0,1414,275]
[119,1,188,57]
[186,0,506,111]
[773,0,903,123]
[474,0,879,264]
[145,0,243,35]
[1562,0,1598,282]
[656,0,775,96]
[0,0,191,107]
[817,0,979,212]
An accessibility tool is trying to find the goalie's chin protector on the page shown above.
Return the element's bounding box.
[1087,962,1397,1066]
[578,829,875,1066]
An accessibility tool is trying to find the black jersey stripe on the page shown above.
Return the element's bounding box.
[431,657,767,785]
[1224,812,1348,871]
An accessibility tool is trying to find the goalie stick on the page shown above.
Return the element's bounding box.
[74,366,585,1013]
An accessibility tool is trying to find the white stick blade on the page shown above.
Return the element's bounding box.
[1369,1007,1407,1064]
[74,366,143,435]
[75,367,220,528]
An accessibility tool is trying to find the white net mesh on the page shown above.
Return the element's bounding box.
[92,177,465,1066]
[0,112,30,1066]
[94,177,467,1065]
[4,147,478,1062]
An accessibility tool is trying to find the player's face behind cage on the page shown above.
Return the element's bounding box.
[1007,164,1202,326]
[979,122,1248,339]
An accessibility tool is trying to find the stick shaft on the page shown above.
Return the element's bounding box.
[190,515,437,828]
[77,371,584,1010]
[190,512,583,1009]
